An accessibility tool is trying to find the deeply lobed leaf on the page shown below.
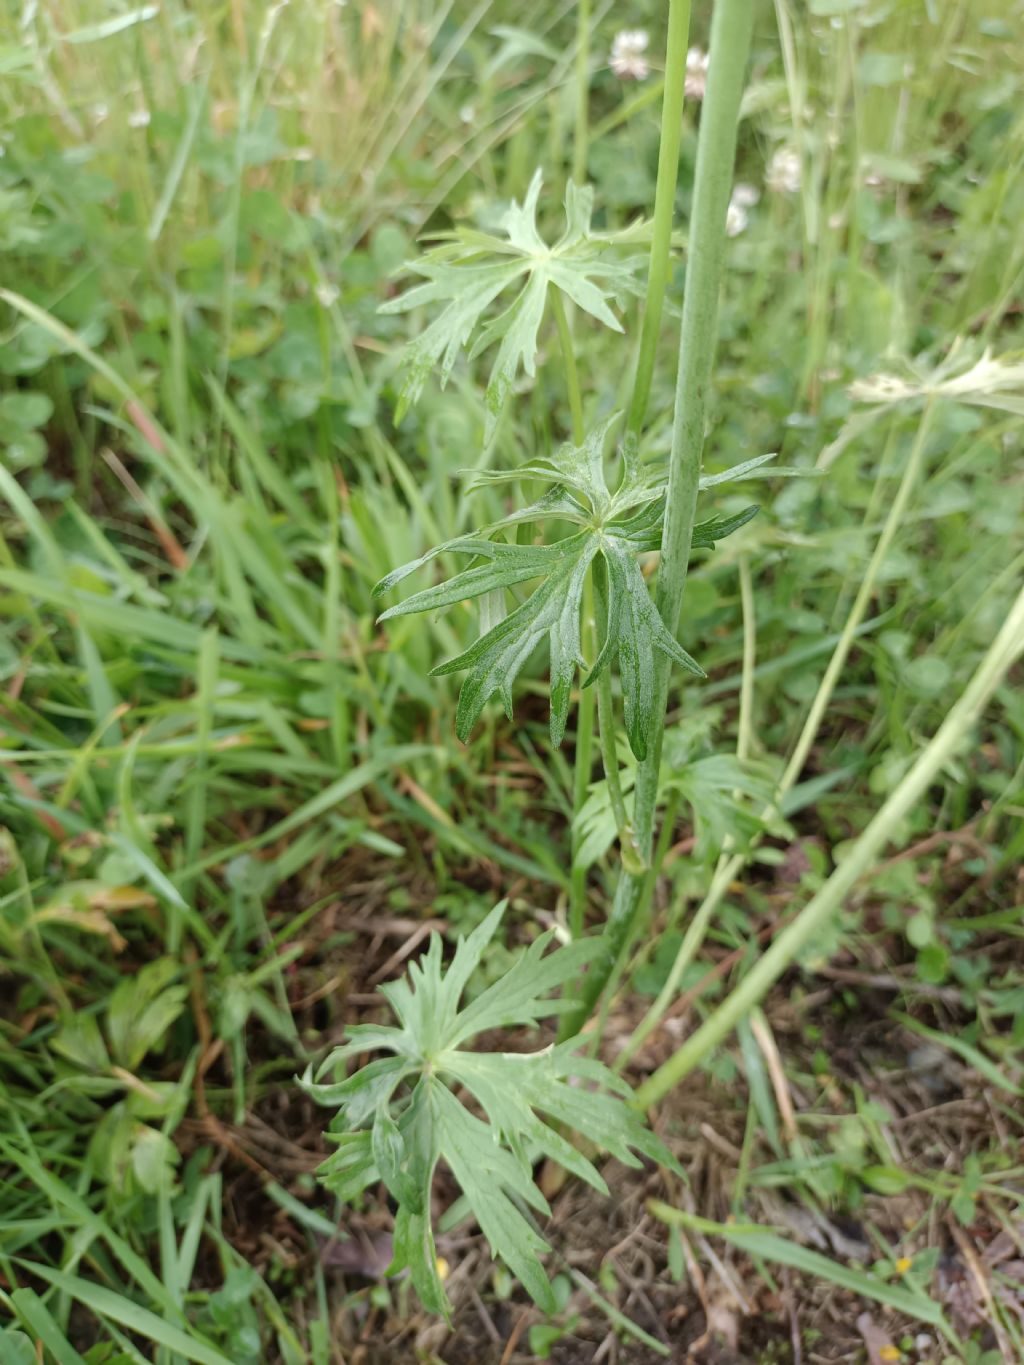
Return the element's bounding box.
[374,423,759,758]
[380,172,646,437]
[303,904,673,1317]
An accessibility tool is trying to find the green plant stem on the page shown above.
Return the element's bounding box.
[552,285,594,936]
[626,0,693,438]
[590,790,682,1050]
[573,0,592,185]
[615,401,936,1065]
[562,0,754,1037]
[636,0,753,851]
[612,555,757,1070]
[614,847,736,1067]
[551,288,585,446]
[570,597,597,937]
[736,556,755,764]
[636,576,1024,1107]
[593,568,631,842]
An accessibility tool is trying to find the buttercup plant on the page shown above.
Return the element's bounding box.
[307,0,761,1310]
[303,904,675,1317]
[306,0,1024,1320]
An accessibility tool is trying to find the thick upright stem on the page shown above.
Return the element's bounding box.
[563,0,754,1036]
[635,0,753,853]
[636,578,1024,1106]
[627,0,693,439]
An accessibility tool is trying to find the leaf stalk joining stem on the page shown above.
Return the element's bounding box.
[563,0,755,1036]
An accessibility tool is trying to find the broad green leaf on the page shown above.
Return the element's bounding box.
[591,537,703,759]
[430,1081,555,1311]
[662,751,776,860]
[303,904,671,1317]
[106,958,187,1071]
[51,1012,111,1073]
[315,1131,380,1204]
[372,1104,422,1212]
[0,1330,39,1365]
[380,172,646,435]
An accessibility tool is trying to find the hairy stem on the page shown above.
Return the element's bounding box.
[626,0,693,439]
[563,0,754,1036]
[636,577,1024,1106]
[636,0,753,852]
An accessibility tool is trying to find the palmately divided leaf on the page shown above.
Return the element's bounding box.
[302,904,672,1318]
[436,534,599,747]
[588,538,704,760]
[374,419,759,757]
[380,172,646,436]
[574,745,778,871]
[467,414,622,517]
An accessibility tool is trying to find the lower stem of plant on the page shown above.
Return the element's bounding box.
[551,284,595,940]
[616,404,935,1064]
[593,563,631,843]
[563,0,755,1038]
[570,670,596,941]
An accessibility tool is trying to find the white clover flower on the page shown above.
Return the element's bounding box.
[685,46,709,99]
[315,282,340,308]
[128,108,151,129]
[731,182,760,209]
[725,184,758,237]
[725,202,748,237]
[767,146,802,194]
[610,29,650,81]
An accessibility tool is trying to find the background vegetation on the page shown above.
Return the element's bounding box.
[0,0,1022,1361]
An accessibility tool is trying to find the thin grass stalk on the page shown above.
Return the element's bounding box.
[779,400,935,792]
[626,0,693,439]
[736,556,756,764]
[635,576,1024,1106]
[562,0,755,1037]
